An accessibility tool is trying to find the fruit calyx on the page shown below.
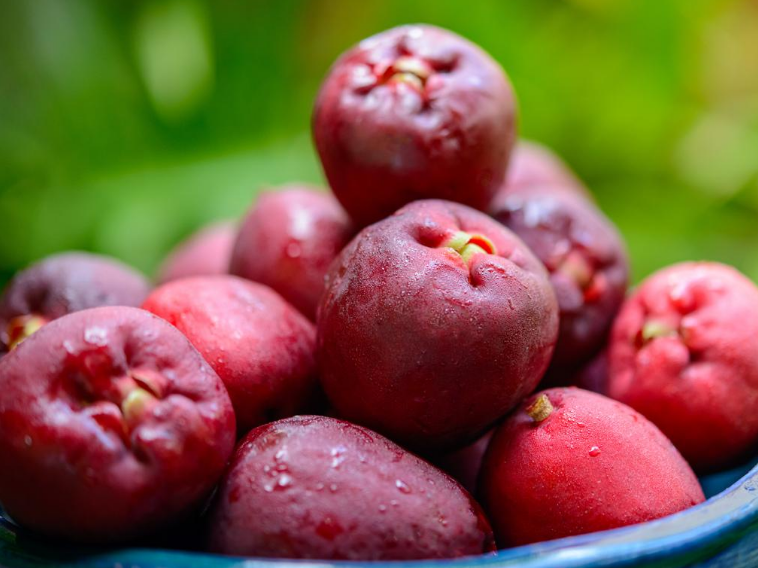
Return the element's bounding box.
[443,231,497,265]
[526,394,554,423]
[7,314,48,350]
[386,56,433,90]
[641,318,678,342]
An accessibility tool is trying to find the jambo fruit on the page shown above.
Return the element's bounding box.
[142,276,319,433]
[607,262,758,471]
[502,140,590,199]
[490,185,628,377]
[158,222,236,284]
[480,388,704,547]
[0,252,150,352]
[433,431,493,495]
[229,187,353,320]
[317,200,558,452]
[0,306,236,543]
[206,416,495,560]
[313,24,516,227]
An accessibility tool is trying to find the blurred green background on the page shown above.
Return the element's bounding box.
[1,0,757,286]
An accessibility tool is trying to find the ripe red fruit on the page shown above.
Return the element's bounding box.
[480,388,704,547]
[0,306,236,543]
[158,221,236,284]
[313,24,516,227]
[503,140,591,199]
[206,416,495,560]
[490,185,628,377]
[142,276,319,434]
[229,187,353,320]
[607,262,758,472]
[317,200,558,452]
[0,252,150,351]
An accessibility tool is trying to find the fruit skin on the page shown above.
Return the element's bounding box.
[0,252,150,351]
[503,140,591,199]
[206,415,495,560]
[229,187,353,320]
[490,185,628,378]
[142,275,319,434]
[0,306,235,543]
[607,262,758,472]
[480,388,704,547]
[313,24,516,227]
[158,221,236,284]
[317,199,558,452]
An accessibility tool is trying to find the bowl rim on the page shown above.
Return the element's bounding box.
[2,461,758,568]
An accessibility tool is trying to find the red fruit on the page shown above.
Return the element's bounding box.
[433,430,493,495]
[480,388,704,547]
[142,276,319,434]
[503,140,591,199]
[0,252,150,351]
[607,262,758,472]
[158,222,236,284]
[317,200,558,452]
[0,306,236,543]
[313,24,516,227]
[490,185,628,377]
[229,187,353,320]
[207,416,495,560]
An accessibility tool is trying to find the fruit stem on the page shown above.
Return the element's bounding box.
[7,314,48,350]
[526,394,554,422]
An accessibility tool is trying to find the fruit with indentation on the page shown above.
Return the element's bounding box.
[317,200,558,452]
[0,306,235,543]
[0,252,150,352]
[142,275,319,434]
[607,262,758,471]
[313,24,516,227]
[480,388,704,546]
[206,415,495,559]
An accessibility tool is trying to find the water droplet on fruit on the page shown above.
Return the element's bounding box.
[577,422,586,428]
[275,474,293,490]
[24,435,32,447]
[390,499,399,507]
[84,326,108,346]
[315,482,325,492]
[275,448,288,462]
[276,463,288,472]
[329,483,338,493]
[378,504,387,513]
[286,243,302,258]
[331,445,347,469]
[589,446,601,457]
[395,479,411,493]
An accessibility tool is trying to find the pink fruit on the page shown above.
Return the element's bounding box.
[158,222,236,284]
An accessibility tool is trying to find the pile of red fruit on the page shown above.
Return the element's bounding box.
[2,24,757,560]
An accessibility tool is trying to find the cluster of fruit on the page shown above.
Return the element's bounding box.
[1,24,757,561]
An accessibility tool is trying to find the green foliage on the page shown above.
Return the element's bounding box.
[0,0,756,284]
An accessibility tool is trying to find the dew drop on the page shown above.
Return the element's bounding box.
[390,499,399,507]
[329,483,338,493]
[378,504,387,513]
[589,446,601,457]
[395,479,411,493]
[24,435,32,447]
[84,326,108,346]
[275,474,293,490]
[315,482,325,492]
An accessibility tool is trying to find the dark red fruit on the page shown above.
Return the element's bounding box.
[158,222,236,284]
[607,262,758,472]
[0,252,150,351]
[142,276,319,434]
[480,388,704,547]
[0,306,236,543]
[313,24,516,227]
[207,416,495,560]
[229,187,353,320]
[490,185,628,377]
[433,430,493,495]
[317,200,558,452]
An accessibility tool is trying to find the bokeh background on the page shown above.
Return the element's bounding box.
[1,0,757,286]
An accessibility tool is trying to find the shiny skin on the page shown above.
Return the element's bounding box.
[0,306,236,543]
[229,187,353,320]
[142,276,319,434]
[313,24,516,227]
[607,262,758,472]
[480,388,705,547]
[207,416,495,560]
[317,200,558,452]
[490,185,628,376]
[158,222,236,284]
[0,252,150,350]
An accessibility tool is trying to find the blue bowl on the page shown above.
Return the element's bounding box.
[2,459,758,568]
